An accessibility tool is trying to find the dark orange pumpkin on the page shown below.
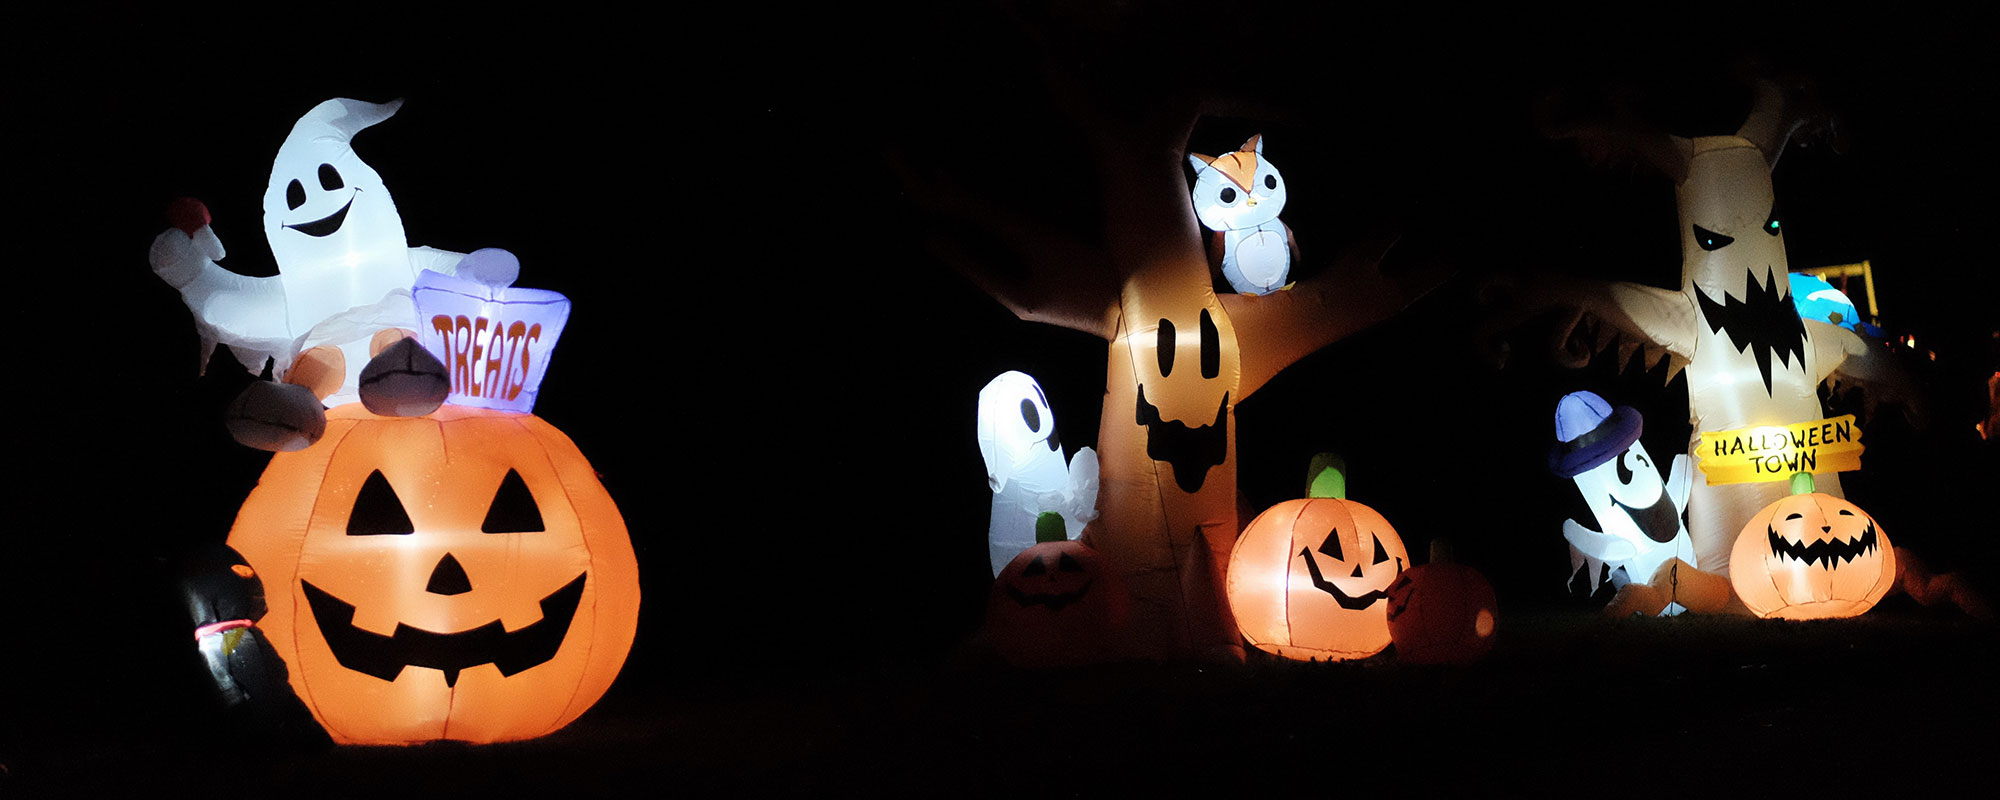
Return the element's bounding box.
[227,403,640,744]
[1386,541,1497,664]
[986,514,1128,667]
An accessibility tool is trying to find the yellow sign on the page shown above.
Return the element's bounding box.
[1697,415,1864,485]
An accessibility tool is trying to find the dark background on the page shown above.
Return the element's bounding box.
[12,2,1996,793]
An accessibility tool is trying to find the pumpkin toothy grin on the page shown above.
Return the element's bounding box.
[1134,386,1228,492]
[1767,521,1878,568]
[1003,579,1094,612]
[301,573,586,687]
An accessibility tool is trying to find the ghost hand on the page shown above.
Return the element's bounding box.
[149,224,226,290]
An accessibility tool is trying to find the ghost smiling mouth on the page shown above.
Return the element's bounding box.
[285,194,355,238]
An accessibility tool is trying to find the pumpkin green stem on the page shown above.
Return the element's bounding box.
[1035,512,1068,544]
[1306,453,1348,500]
[1788,472,1816,496]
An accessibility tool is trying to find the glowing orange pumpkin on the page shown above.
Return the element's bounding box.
[1227,456,1409,661]
[1728,472,1893,620]
[227,403,640,744]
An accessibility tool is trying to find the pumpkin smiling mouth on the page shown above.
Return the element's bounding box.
[1298,550,1404,610]
[1003,579,1093,612]
[300,573,586,687]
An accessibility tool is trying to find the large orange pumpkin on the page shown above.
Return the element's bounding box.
[1728,472,1893,620]
[227,403,640,744]
[1227,456,1409,661]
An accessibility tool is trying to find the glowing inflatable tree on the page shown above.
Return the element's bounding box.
[914,91,1438,658]
[1516,79,1896,577]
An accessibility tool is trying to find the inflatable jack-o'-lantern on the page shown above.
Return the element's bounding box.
[985,513,1128,668]
[1228,455,1409,661]
[1728,472,1893,620]
[227,403,639,744]
[1386,540,1497,664]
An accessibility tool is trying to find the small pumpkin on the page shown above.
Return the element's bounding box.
[1227,455,1409,661]
[1385,540,1497,664]
[986,513,1128,668]
[228,402,640,744]
[1728,472,1894,620]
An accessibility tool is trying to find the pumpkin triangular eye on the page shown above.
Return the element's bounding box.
[1318,528,1344,561]
[1057,553,1083,572]
[481,469,545,533]
[1372,533,1391,564]
[349,470,414,536]
[1023,557,1047,577]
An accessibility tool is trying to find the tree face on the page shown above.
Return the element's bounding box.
[1125,291,1241,493]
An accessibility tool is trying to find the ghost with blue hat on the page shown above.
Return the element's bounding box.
[1550,390,1700,615]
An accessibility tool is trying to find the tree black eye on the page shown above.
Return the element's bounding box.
[1264,174,1277,190]
[481,469,545,533]
[1219,187,1237,204]
[348,470,414,535]
[1199,309,1220,379]
[1764,212,1781,236]
[286,179,306,211]
[1318,528,1344,561]
[1020,399,1041,433]
[1156,319,1176,377]
[1693,225,1734,251]
[318,163,343,191]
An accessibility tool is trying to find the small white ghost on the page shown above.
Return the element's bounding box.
[1189,134,1296,295]
[150,98,466,411]
[1551,391,1696,615]
[977,371,1099,577]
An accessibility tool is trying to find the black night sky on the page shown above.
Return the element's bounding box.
[13,3,1997,794]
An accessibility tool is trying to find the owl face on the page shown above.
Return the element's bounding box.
[1188,135,1287,233]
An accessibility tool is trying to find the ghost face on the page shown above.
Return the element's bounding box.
[1130,300,1240,493]
[1572,441,1682,551]
[978,371,1068,496]
[1189,136,1287,234]
[262,99,415,334]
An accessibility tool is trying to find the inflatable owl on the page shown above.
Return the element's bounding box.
[1189,135,1297,295]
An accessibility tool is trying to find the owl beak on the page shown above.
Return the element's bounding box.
[1246,196,1259,208]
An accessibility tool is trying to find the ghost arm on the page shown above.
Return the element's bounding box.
[150,226,294,373]
[1813,320,1925,425]
[1666,453,1692,512]
[1563,518,1638,562]
[407,246,467,277]
[1227,233,1444,399]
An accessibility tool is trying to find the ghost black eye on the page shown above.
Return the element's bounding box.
[1693,225,1734,251]
[1615,453,1634,485]
[1264,174,1277,190]
[286,179,306,211]
[1219,187,1237,204]
[319,163,344,191]
[1020,398,1041,433]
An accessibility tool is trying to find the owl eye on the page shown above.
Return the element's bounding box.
[1219,187,1238,204]
[1019,398,1041,433]
[286,179,306,211]
[1693,225,1734,251]
[1263,174,1277,190]
[318,163,344,191]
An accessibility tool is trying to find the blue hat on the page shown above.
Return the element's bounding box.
[1548,391,1643,478]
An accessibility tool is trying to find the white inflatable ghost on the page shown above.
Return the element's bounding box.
[150,98,466,409]
[977,371,1099,577]
[1189,135,1296,295]
[1550,392,1697,615]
